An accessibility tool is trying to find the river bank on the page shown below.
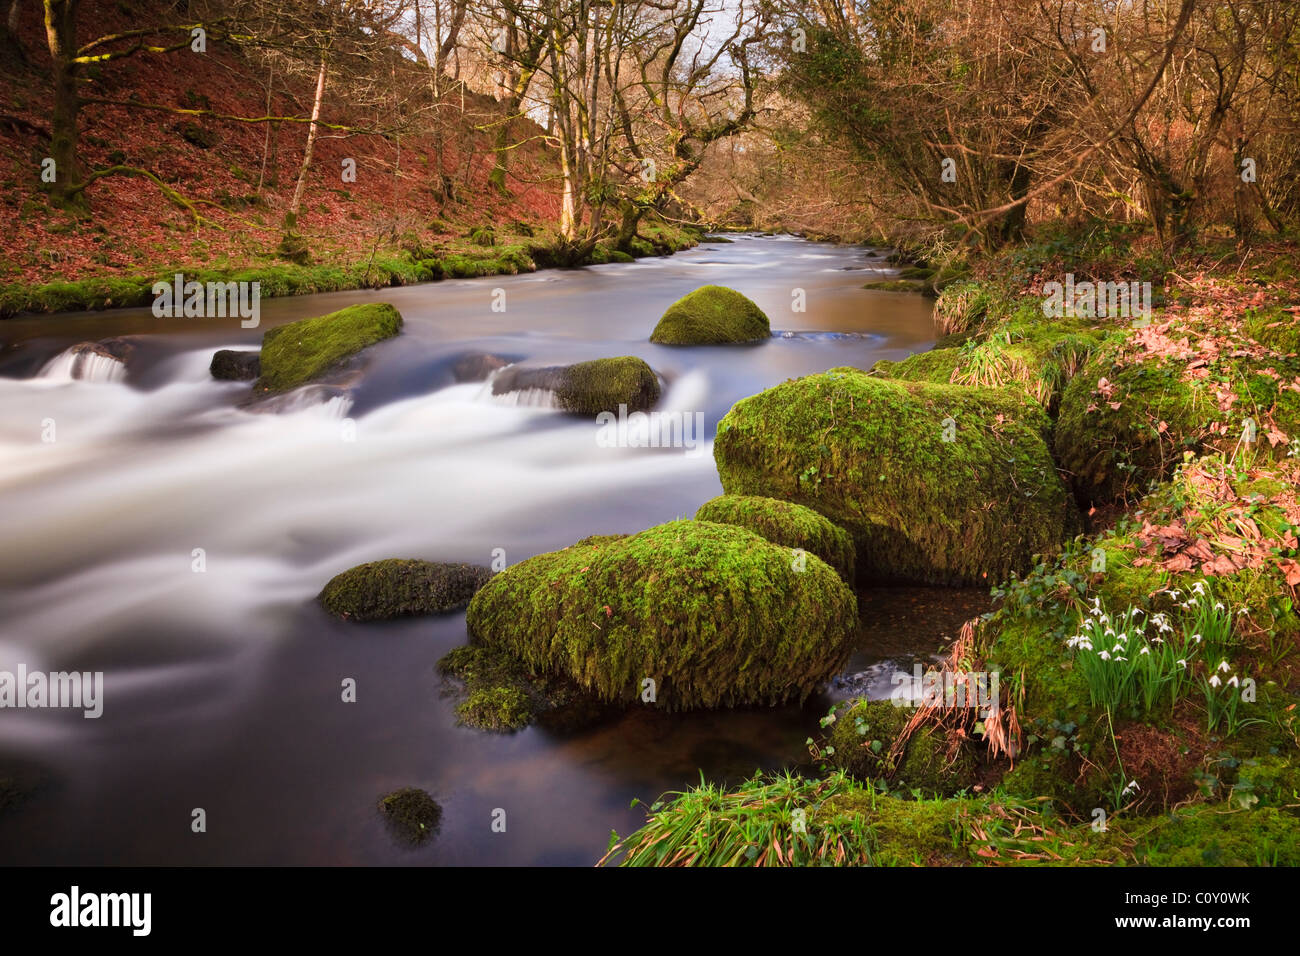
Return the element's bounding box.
[602,229,1300,866]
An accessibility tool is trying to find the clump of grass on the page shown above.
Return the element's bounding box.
[598,770,880,867]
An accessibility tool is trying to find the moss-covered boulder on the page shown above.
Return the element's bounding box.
[377,787,441,845]
[826,699,977,795]
[491,356,660,414]
[319,559,492,622]
[694,494,855,582]
[714,368,1078,586]
[256,303,402,393]
[649,285,770,345]
[465,521,858,711]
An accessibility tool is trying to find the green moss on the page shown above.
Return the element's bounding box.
[819,788,975,865]
[861,279,924,293]
[560,356,660,415]
[466,520,858,711]
[714,368,1079,585]
[1134,805,1300,865]
[469,226,496,246]
[377,787,442,845]
[869,347,962,385]
[694,494,855,581]
[460,686,532,731]
[827,699,977,795]
[649,285,770,345]
[1056,344,1203,503]
[436,644,603,733]
[319,558,492,622]
[256,303,402,393]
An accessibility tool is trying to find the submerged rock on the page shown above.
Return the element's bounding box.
[649,285,770,345]
[491,356,660,414]
[714,367,1078,586]
[209,349,261,381]
[465,520,857,711]
[694,494,855,582]
[452,351,509,383]
[377,787,442,845]
[319,559,493,622]
[256,302,402,393]
[437,644,609,733]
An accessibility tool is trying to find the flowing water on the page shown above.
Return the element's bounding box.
[0,235,987,865]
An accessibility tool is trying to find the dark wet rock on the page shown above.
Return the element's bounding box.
[452,351,509,383]
[210,349,261,381]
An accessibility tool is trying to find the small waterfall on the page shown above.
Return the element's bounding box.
[38,345,128,383]
[487,385,560,408]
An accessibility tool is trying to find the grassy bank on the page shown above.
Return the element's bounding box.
[604,227,1300,866]
[0,218,705,318]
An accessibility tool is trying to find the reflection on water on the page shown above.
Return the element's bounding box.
[0,235,964,865]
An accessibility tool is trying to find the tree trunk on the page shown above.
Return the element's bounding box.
[286,52,327,230]
[43,0,79,203]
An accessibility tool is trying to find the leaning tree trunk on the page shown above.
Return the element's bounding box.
[42,0,80,203]
[286,53,327,232]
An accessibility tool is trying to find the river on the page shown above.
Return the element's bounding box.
[0,234,987,864]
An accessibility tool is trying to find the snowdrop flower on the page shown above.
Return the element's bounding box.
[1237,607,1250,616]
[1228,675,1239,687]
[1122,779,1140,796]
[1112,643,1126,654]
[1152,636,1165,644]
[1218,660,1231,673]
[1139,646,1150,655]
[1191,634,1202,644]
[1209,674,1221,688]
[1116,655,1128,662]
[1099,650,1111,660]
[1177,659,1187,669]
[1214,602,1225,612]
[1192,581,1206,596]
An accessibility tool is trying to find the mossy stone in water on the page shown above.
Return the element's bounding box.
[436,644,605,733]
[827,699,976,796]
[465,520,857,711]
[256,302,402,393]
[694,494,854,582]
[714,368,1078,585]
[378,787,442,845]
[320,559,492,622]
[492,356,660,414]
[650,285,770,345]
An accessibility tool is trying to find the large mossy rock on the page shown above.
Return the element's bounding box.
[319,559,492,622]
[649,285,770,345]
[714,368,1078,585]
[491,356,660,414]
[826,699,976,795]
[256,303,402,393]
[465,520,857,711]
[694,494,854,582]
